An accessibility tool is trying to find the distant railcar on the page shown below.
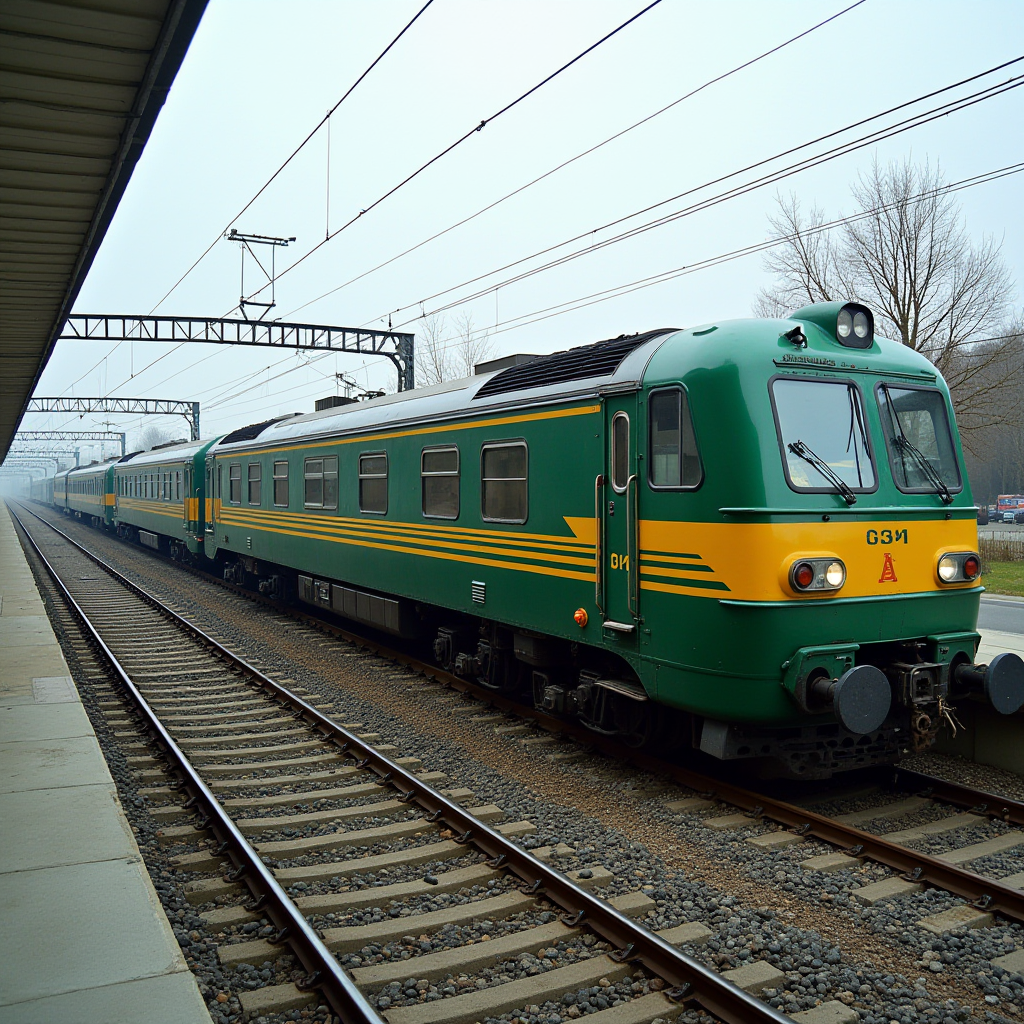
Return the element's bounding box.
[197,301,1022,778]
[112,438,220,558]
[30,474,54,506]
[63,461,117,528]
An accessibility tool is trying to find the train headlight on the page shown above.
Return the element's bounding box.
[837,308,853,339]
[789,557,846,593]
[789,301,874,349]
[937,551,981,584]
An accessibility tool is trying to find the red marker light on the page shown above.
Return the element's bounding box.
[793,563,815,589]
[963,555,981,578]
[574,608,588,627]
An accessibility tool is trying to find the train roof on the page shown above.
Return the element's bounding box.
[115,436,222,469]
[210,329,680,453]
[65,459,119,477]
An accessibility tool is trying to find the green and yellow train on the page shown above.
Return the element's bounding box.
[43,301,1023,777]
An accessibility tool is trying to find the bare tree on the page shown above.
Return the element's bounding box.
[450,311,495,379]
[416,312,454,387]
[136,423,180,451]
[756,158,1019,446]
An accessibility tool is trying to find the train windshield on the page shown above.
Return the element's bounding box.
[877,385,961,494]
[772,378,876,494]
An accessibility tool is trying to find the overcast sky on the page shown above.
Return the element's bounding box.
[21,0,1024,460]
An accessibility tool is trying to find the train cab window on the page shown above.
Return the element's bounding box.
[358,453,388,514]
[229,464,241,503]
[611,413,630,493]
[481,442,528,523]
[304,456,338,510]
[273,461,289,506]
[876,384,962,494]
[649,388,702,489]
[422,447,459,519]
[771,378,876,494]
[247,463,261,505]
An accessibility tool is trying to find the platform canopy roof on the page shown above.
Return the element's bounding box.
[0,0,207,462]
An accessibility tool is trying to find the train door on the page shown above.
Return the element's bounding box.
[205,461,215,537]
[600,394,640,647]
[183,467,190,531]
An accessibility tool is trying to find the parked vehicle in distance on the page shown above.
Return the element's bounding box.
[1003,511,1016,523]
[977,507,989,525]
[1015,511,1024,524]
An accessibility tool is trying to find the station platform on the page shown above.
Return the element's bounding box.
[0,505,209,1024]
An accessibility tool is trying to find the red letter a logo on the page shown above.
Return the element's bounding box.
[878,552,898,583]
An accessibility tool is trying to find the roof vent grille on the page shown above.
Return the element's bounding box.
[473,330,676,399]
[219,413,300,445]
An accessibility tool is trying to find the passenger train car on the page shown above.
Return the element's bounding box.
[113,438,220,559]
[37,301,1024,778]
[53,460,117,528]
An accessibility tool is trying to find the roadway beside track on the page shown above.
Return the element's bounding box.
[0,504,209,1023]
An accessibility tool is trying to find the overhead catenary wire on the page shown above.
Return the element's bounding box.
[48,57,1023,433]
[241,0,667,305]
[53,0,438,420]
[143,57,1024,419]
[87,75,1024,424]
[193,158,1024,413]
[283,0,868,320]
[74,1,863,414]
[147,0,437,317]
[380,55,1024,326]
[86,0,666,413]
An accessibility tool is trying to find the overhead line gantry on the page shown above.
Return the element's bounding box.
[57,315,416,392]
[27,398,201,441]
[15,431,127,455]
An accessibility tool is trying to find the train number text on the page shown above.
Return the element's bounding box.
[866,529,908,545]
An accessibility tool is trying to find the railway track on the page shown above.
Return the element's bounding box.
[111,506,1024,931]
[10,502,793,1024]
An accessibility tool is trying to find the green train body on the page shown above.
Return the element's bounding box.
[111,438,221,557]
[41,302,1022,777]
[59,461,117,527]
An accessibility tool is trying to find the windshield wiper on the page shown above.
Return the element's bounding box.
[788,440,857,505]
[845,385,869,488]
[892,435,953,504]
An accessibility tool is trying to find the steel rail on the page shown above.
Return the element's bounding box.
[29,496,1024,926]
[195,569,1024,925]
[9,504,384,1024]
[10,502,791,1024]
[893,766,1024,827]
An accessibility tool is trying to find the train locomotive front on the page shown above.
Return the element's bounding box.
[628,301,1023,777]
[195,300,1024,779]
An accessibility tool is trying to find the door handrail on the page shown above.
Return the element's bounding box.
[626,473,638,619]
[594,474,605,617]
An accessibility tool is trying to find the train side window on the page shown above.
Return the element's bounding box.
[359,453,388,514]
[273,461,289,506]
[247,463,261,505]
[422,446,459,519]
[304,456,338,510]
[229,464,241,503]
[648,388,703,489]
[481,441,528,523]
[610,412,630,493]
